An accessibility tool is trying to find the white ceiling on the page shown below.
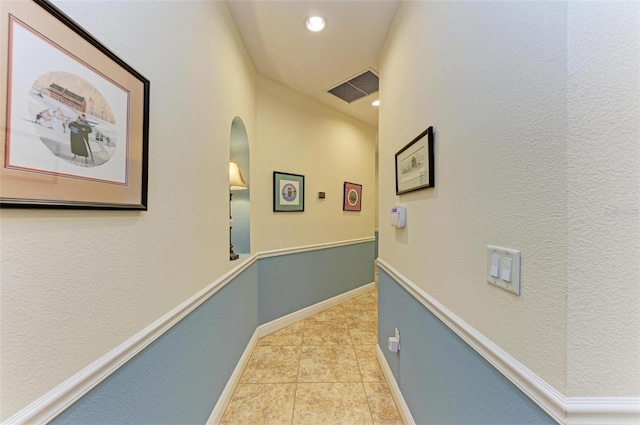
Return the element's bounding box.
[226,0,400,127]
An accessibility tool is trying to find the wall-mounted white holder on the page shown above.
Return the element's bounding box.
[388,327,400,352]
[486,245,521,295]
[388,336,399,352]
[390,205,406,228]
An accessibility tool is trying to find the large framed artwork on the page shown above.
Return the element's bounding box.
[273,171,304,212]
[395,126,434,195]
[0,0,150,209]
[343,182,362,211]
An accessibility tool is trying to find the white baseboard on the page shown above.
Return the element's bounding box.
[257,282,376,338]
[206,330,260,425]
[376,344,415,425]
[376,258,640,425]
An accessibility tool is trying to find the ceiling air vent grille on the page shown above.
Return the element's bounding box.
[327,69,379,103]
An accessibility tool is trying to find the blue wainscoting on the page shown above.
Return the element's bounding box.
[51,240,374,424]
[259,241,375,324]
[377,267,555,425]
[53,263,259,425]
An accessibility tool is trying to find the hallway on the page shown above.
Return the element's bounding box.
[220,289,403,424]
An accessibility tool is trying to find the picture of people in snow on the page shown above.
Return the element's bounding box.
[6,17,129,185]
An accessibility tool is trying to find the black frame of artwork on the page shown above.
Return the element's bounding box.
[395,126,434,195]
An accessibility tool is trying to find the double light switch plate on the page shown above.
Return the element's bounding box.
[487,245,521,295]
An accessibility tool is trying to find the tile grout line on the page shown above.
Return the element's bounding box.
[291,317,307,425]
[344,297,377,424]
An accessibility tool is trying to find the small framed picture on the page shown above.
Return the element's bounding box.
[343,182,362,211]
[273,171,304,212]
[395,126,434,195]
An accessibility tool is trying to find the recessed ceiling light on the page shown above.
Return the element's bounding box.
[371,100,380,107]
[305,16,326,32]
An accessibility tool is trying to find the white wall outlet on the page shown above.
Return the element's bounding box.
[395,327,400,342]
[486,245,521,295]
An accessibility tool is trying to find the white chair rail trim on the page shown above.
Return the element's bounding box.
[376,258,640,425]
[257,236,374,259]
[565,398,640,425]
[4,237,374,425]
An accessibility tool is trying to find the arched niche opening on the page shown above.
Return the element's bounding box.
[230,117,250,259]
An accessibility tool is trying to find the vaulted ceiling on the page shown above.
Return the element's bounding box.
[226,1,400,127]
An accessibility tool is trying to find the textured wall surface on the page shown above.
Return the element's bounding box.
[258,241,375,324]
[378,269,555,424]
[378,1,569,391]
[52,264,259,425]
[0,2,378,418]
[0,1,256,419]
[51,240,371,423]
[254,75,377,252]
[566,1,640,396]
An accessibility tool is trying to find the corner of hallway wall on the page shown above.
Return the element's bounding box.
[0,0,257,420]
[253,74,377,252]
[565,0,640,397]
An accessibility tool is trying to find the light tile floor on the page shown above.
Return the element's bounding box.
[221,290,403,424]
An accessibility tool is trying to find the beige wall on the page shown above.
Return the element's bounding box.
[0,1,256,419]
[0,3,378,418]
[253,75,377,252]
[4,1,634,420]
[566,1,640,397]
[379,0,639,398]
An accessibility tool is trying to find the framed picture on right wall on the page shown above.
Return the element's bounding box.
[395,126,434,195]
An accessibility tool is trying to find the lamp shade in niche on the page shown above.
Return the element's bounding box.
[229,161,247,191]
